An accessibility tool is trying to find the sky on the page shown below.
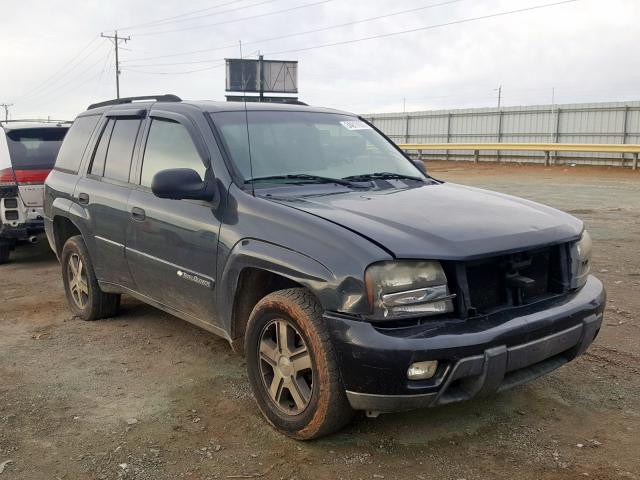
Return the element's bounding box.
[1,0,639,120]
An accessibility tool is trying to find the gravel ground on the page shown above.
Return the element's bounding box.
[0,161,639,479]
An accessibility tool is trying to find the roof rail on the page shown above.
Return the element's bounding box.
[87,94,182,110]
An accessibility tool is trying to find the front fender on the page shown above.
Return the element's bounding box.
[217,238,368,335]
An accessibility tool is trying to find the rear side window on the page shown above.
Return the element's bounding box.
[90,119,115,176]
[140,118,206,187]
[103,119,141,182]
[89,118,141,183]
[55,115,100,172]
[6,128,68,170]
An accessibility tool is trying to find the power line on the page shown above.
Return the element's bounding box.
[18,42,111,104]
[93,49,115,98]
[123,0,581,75]
[262,0,582,57]
[123,63,227,75]
[122,0,463,66]
[29,68,113,114]
[19,50,113,107]
[131,0,333,37]
[15,36,102,101]
[122,0,281,33]
[114,0,248,31]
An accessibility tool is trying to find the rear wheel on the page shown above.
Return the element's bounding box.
[61,235,120,321]
[245,288,353,439]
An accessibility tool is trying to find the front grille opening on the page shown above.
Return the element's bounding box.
[521,251,550,299]
[459,244,566,316]
[5,210,19,220]
[467,258,504,312]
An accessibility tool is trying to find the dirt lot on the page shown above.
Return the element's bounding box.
[1,162,639,480]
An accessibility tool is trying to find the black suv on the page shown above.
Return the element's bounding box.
[44,95,605,439]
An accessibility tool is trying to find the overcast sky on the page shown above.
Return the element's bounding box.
[1,0,639,120]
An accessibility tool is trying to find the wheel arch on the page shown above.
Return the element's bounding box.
[218,239,337,349]
[48,196,91,258]
[52,215,82,258]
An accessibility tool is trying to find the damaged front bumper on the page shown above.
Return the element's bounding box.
[325,275,605,414]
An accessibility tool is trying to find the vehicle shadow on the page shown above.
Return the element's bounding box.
[312,381,563,449]
[3,237,57,265]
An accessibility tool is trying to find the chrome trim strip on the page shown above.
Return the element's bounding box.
[94,235,123,248]
[126,246,215,286]
[382,285,456,307]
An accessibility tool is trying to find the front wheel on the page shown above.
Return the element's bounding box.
[245,288,353,440]
[61,235,120,321]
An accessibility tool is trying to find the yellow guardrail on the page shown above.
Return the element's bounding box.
[398,143,640,169]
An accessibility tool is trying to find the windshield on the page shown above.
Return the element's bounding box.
[6,127,67,169]
[211,111,423,185]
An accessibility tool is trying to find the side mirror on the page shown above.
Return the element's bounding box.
[412,159,427,175]
[151,168,215,201]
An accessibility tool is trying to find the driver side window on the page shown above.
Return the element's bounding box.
[140,118,207,188]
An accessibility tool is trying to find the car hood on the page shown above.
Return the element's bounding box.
[266,182,583,260]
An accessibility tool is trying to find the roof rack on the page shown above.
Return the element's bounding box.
[87,94,182,110]
[0,119,72,129]
[0,118,71,124]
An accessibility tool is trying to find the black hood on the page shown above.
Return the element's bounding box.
[267,182,583,260]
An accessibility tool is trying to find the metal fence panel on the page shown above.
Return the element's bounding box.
[364,101,640,167]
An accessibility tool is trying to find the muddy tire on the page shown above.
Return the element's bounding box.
[245,288,353,440]
[61,235,120,321]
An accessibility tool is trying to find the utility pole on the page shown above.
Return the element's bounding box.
[550,87,556,138]
[101,31,130,99]
[0,103,13,122]
[258,54,265,102]
[495,85,502,109]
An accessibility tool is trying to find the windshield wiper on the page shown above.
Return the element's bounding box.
[245,174,367,188]
[343,172,424,182]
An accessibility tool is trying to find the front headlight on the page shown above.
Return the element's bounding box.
[571,230,592,290]
[365,260,455,319]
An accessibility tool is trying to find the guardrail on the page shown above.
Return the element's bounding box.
[398,143,640,170]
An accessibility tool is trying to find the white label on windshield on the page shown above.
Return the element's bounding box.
[340,120,372,131]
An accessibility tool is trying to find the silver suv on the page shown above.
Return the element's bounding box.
[0,120,69,263]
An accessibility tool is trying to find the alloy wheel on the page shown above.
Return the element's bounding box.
[67,253,89,309]
[258,318,313,415]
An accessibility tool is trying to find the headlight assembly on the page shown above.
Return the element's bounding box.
[365,260,455,319]
[571,230,592,290]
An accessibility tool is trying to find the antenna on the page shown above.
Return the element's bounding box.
[239,40,255,196]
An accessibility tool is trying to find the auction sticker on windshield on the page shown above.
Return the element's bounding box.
[340,120,372,130]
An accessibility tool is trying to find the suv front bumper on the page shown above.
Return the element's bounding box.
[324,275,605,413]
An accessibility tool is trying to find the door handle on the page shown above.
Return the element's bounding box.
[131,206,146,221]
[78,193,89,205]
